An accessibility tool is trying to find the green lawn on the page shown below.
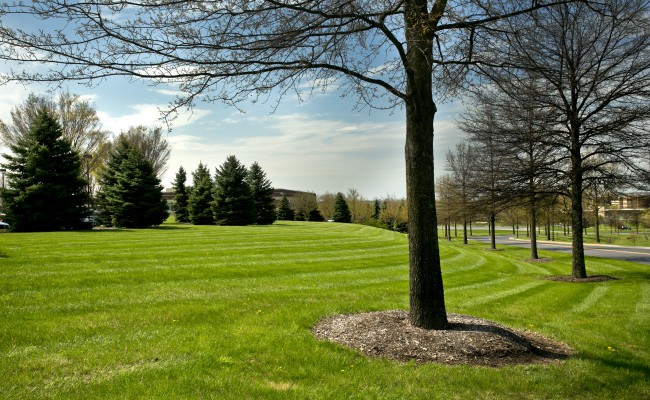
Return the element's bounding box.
[444,224,650,247]
[553,229,650,247]
[1,222,648,399]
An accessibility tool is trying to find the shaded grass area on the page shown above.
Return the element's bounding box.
[1,222,648,399]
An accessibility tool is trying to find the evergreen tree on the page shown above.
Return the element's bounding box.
[188,162,215,225]
[1,108,88,231]
[276,194,295,221]
[332,192,352,223]
[373,199,381,220]
[213,155,254,225]
[96,138,168,228]
[246,161,276,225]
[307,208,324,222]
[294,211,306,221]
[171,166,190,222]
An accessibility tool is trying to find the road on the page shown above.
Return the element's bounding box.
[470,235,650,265]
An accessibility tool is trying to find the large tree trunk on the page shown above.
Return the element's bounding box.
[570,122,587,278]
[490,211,496,250]
[462,219,468,244]
[405,0,448,330]
[594,206,600,244]
[570,165,587,278]
[530,204,539,259]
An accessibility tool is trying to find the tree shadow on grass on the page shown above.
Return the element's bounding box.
[579,353,650,386]
[545,275,619,283]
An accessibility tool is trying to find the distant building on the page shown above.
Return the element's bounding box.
[272,188,315,204]
[610,192,650,210]
[162,190,176,202]
[603,192,650,224]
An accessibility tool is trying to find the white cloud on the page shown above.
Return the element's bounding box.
[161,112,407,198]
[0,82,31,123]
[97,103,211,134]
[151,88,184,97]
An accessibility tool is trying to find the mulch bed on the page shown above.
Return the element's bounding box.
[312,311,574,367]
[545,275,618,283]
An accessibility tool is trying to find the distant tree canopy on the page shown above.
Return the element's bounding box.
[96,138,168,228]
[307,208,325,222]
[1,108,89,231]
[213,155,254,226]
[171,166,190,223]
[276,194,295,221]
[291,191,318,221]
[332,192,352,223]
[188,162,215,225]
[246,162,276,225]
[182,157,275,226]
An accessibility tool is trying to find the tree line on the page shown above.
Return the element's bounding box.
[171,157,277,226]
[169,162,410,230]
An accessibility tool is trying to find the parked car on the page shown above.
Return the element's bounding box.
[0,221,10,230]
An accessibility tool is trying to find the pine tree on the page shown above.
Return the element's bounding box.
[213,155,254,225]
[332,192,352,223]
[307,208,324,222]
[246,162,276,225]
[1,108,88,231]
[188,162,215,225]
[171,166,190,222]
[373,199,382,220]
[276,194,295,221]
[96,138,168,228]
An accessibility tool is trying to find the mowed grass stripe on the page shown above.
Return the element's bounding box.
[636,282,650,315]
[457,281,548,308]
[572,286,610,313]
[0,244,407,277]
[2,264,409,315]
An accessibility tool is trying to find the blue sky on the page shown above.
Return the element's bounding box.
[0,63,465,200]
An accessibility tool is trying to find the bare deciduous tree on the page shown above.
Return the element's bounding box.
[116,126,171,180]
[461,83,561,259]
[435,174,455,241]
[317,192,336,221]
[291,191,318,220]
[445,141,477,245]
[457,101,515,250]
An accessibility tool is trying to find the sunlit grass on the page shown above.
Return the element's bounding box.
[1,222,648,399]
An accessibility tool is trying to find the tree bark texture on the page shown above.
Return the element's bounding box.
[490,211,496,250]
[594,206,600,244]
[530,205,539,259]
[405,0,448,330]
[570,144,587,278]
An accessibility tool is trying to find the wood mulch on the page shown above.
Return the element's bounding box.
[545,275,618,283]
[312,311,574,367]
